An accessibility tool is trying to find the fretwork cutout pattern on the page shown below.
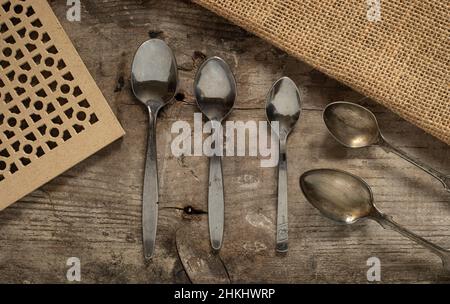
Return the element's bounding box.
[0,0,124,209]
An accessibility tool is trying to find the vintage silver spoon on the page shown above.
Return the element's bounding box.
[194,57,236,250]
[131,39,178,259]
[323,101,450,192]
[266,77,301,252]
[300,169,450,271]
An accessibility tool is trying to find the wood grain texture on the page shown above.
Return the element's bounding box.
[0,0,449,283]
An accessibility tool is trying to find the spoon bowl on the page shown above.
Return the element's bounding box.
[266,77,301,138]
[300,169,374,224]
[194,57,236,122]
[131,39,178,110]
[300,168,450,270]
[323,101,380,148]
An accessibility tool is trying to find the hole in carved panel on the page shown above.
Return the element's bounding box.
[63,72,74,81]
[62,130,72,141]
[10,17,21,26]
[41,32,50,43]
[4,130,15,139]
[12,141,20,152]
[4,93,13,103]
[64,108,73,118]
[38,125,46,135]
[32,54,42,64]
[46,45,58,54]
[9,105,20,114]
[0,149,10,157]
[26,6,35,17]
[10,163,18,174]
[90,114,99,125]
[36,146,45,158]
[19,119,29,130]
[78,99,90,108]
[73,124,85,133]
[48,80,58,92]
[2,2,11,12]
[29,31,39,40]
[31,19,42,28]
[5,35,16,44]
[76,111,86,121]
[73,86,82,97]
[41,70,52,79]
[15,49,24,60]
[30,76,38,86]
[21,97,31,108]
[3,47,12,57]
[52,116,63,125]
[57,97,68,106]
[50,128,59,138]
[36,89,47,98]
[25,132,36,141]
[17,27,26,38]
[20,62,31,71]
[45,57,54,67]
[7,71,15,81]
[7,117,17,127]
[60,84,70,94]
[33,100,43,110]
[18,74,28,83]
[23,144,33,154]
[14,86,26,95]
[46,141,57,150]
[25,43,37,52]
[30,113,41,123]
[0,23,8,33]
[13,4,23,14]
[46,103,55,114]
[57,59,66,70]
[20,157,31,166]
[0,60,9,69]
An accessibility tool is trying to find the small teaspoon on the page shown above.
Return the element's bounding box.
[323,101,450,192]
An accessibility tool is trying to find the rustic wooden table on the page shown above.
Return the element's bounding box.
[1,0,449,283]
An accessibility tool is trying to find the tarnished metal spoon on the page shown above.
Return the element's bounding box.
[300,169,450,271]
[266,77,301,252]
[323,102,450,192]
[194,57,236,251]
[131,39,178,259]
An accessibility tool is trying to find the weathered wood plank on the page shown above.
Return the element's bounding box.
[0,0,448,283]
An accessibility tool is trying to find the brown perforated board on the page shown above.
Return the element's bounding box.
[0,0,125,210]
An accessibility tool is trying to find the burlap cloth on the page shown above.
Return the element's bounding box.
[194,0,449,145]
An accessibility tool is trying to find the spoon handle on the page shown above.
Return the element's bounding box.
[208,154,224,250]
[371,211,450,271]
[142,107,159,259]
[379,138,450,192]
[276,137,289,252]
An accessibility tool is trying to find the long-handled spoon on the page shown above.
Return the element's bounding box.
[131,39,178,259]
[266,77,301,252]
[194,57,236,251]
[300,169,450,270]
[323,101,450,192]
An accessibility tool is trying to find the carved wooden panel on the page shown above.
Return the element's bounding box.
[0,0,124,209]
